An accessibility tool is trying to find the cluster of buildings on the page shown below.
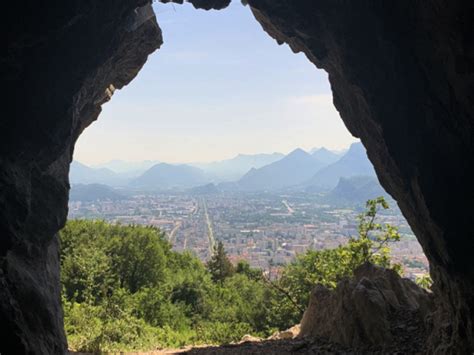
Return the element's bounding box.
[68,191,429,278]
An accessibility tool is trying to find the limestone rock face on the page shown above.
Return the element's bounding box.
[2,1,162,353]
[299,263,433,352]
[246,1,474,352]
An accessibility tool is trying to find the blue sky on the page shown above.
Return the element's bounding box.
[74,1,357,165]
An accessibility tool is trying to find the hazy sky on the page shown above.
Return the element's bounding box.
[74,1,357,165]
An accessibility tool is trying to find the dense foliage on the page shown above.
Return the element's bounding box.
[60,221,278,352]
[61,197,405,352]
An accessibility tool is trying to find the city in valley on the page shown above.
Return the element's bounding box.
[68,190,428,279]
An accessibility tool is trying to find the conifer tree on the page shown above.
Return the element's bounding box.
[207,241,235,283]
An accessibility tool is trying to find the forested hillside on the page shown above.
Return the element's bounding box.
[61,198,412,352]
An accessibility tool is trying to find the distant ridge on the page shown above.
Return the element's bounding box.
[193,152,284,181]
[325,176,387,204]
[129,163,208,190]
[304,143,375,190]
[69,145,371,191]
[70,183,124,201]
[70,161,125,186]
[311,148,341,165]
[92,160,160,174]
[238,148,327,190]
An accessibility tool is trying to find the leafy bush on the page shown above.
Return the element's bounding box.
[415,274,433,290]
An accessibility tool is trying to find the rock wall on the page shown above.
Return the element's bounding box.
[299,263,433,353]
[2,0,473,353]
[2,1,162,353]
[246,1,474,352]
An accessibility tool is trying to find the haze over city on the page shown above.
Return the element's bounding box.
[74,1,357,165]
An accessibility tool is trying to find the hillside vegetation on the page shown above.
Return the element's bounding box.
[61,198,409,352]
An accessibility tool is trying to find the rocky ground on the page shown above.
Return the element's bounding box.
[125,331,426,355]
[114,308,428,354]
[170,317,427,354]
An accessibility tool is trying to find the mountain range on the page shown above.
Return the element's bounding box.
[238,148,326,190]
[129,163,208,190]
[70,142,377,193]
[304,142,376,190]
[311,147,342,165]
[70,161,126,186]
[92,160,160,175]
[192,152,284,181]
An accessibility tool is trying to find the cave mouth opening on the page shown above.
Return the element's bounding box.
[63,0,429,352]
[5,0,474,353]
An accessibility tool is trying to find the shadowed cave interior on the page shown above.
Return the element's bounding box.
[2,0,473,353]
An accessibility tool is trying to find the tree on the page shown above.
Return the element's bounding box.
[206,241,235,283]
[265,197,402,329]
[235,260,262,280]
[107,225,168,293]
[351,196,401,269]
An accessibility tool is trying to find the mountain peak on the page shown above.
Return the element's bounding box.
[311,147,341,165]
[348,142,364,152]
[287,148,309,158]
[314,147,330,153]
[341,142,366,160]
[238,148,327,190]
[304,141,375,190]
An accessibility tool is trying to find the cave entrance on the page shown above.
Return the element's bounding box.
[63,0,428,351]
[8,0,474,353]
